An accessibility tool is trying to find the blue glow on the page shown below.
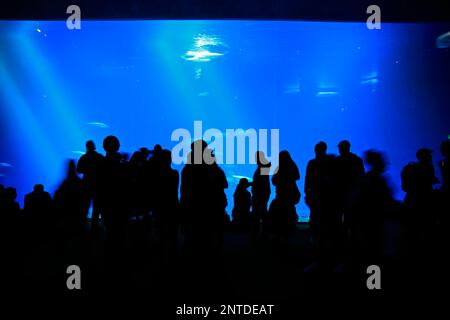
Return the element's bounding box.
[1,21,449,222]
[316,91,340,97]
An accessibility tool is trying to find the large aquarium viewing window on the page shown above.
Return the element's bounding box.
[1,20,449,221]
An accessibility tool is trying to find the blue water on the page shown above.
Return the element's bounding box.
[1,21,449,221]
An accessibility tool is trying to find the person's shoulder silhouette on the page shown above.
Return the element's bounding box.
[440,141,450,191]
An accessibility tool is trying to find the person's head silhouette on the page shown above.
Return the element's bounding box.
[5,187,17,201]
[416,148,433,163]
[140,147,150,158]
[161,149,172,168]
[279,150,293,167]
[103,135,120,154]
[67,159,77,177]
[440,141,450,158]
[255,151,271,167]
[153,144,163,154]
[34,184,44,193]
[190,140,209,164]
[86,140,96,153]
[314,141,327,157]
[364,150,387,174]
[338,140,351,156]
[238,178,251,189]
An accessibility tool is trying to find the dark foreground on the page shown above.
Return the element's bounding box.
[3,219,448,316]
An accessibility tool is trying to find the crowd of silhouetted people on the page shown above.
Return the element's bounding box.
[1,136,449,286]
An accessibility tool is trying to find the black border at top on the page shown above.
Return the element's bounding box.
[1,0,449,22]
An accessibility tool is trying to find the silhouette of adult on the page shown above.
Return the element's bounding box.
[232,178,251,232]
[76,140,104,225]
[0,186,22,286]
[251,151,271,238]
[100,136,129,220]
[24,184,54,241]
[55,160,90,235]
[267,150,300,242]
[304,142,339,257]
[0,184,5,205]
[401,148,438,211]
[152,149,180,259]
[401,148,439,255]
[98,135,132,259]
[335,140,365,207]
[335,140,365,259]
[438,141,450,229]
[354,150,394,265]
[439,141,450,193]
[145,144,164,217]
[129,147,151,220]
[180,140,228,253]
[1,187,21,229]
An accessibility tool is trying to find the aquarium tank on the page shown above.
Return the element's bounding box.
[1,20,449,221]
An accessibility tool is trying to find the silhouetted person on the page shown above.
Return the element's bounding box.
[0,184,7,219]
[180,140,228,254]
[401,148,438,210]
[305,142,340,261]
[439,141,450,193]
[438,141,450,229]
[206,152,228,251]
[55,160,90,235]
[145,144,164,217]
[354,150,394,265]
[335,140,364,207]
[1,187,21,230]
[335,140,365,259]
[152,149,180,259]
[129,147,151,220]
[99,135,130,224]
[24,184,54,241]
[401,148,439,255]
[251,151,271,239]
[77,140,104,226]
[232,178,251,232]
[0,187,22,285]
[98,135,132,266]
[268,150,300,243]
[0,184,5,204]
[130,147,151,166]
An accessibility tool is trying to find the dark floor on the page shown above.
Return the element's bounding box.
[4,219,448,315]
